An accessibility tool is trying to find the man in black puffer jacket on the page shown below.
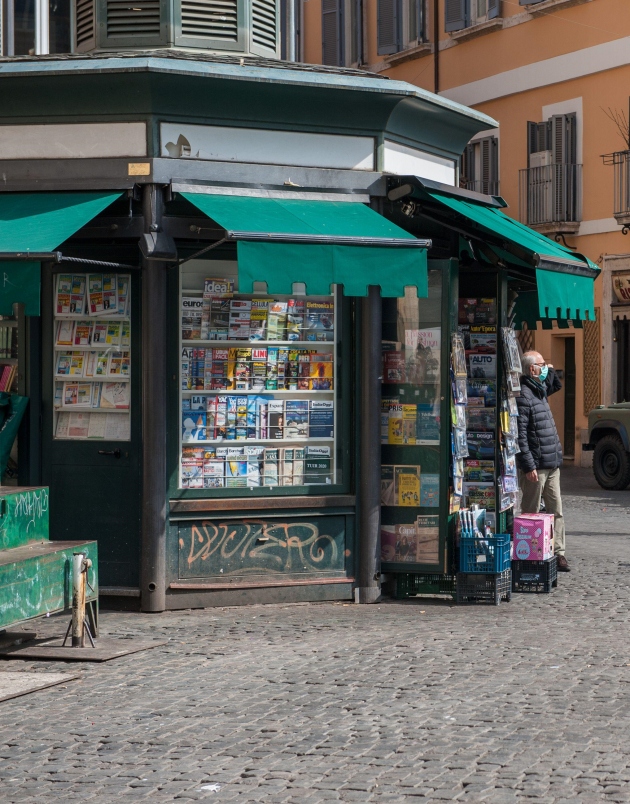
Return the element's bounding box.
[516,351,569,572]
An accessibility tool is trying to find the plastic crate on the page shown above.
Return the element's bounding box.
[456,570,512,605]
[394,574,457,600]
[511,556,558,593]
[459,533,511,574]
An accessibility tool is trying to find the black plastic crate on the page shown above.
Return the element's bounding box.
[456,570,512,605]
[511,556,558,593]
[394,574,457,600]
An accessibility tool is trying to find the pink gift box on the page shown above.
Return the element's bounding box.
[512,514,554,561]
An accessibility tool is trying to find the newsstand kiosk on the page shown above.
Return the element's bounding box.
[0,50,598,611]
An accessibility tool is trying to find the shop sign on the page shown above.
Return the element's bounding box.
[178,515,347,578]
[612,273,630,303]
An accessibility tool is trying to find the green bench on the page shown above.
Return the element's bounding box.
[0,487,97,630]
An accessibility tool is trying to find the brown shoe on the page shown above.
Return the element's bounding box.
[556,555,570,572]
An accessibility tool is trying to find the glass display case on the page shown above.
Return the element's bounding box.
[52,272,131,441]
[178,260,342,491]
[380,269,444,569]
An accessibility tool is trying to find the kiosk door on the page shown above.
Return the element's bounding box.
[42,267,141,588]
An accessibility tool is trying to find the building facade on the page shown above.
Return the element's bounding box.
[302,0,630,465]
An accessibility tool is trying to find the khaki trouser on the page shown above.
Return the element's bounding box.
[518,467,566,556]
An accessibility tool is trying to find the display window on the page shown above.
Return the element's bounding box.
[380,269,443,568]
[178,260,342,492]
[52,272,131,441]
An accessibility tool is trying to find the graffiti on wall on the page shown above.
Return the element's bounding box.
[178,517,347,578]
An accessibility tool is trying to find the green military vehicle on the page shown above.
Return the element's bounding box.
[585,403,630,490]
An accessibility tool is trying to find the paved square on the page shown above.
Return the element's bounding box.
[1,467,629,802]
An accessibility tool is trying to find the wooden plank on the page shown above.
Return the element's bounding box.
[169,495,356,513]
[0,487,50,551]
[0,540,97,630]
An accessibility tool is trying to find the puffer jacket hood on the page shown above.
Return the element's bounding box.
[515,374,563,472]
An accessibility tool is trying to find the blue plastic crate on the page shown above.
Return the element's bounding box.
[459,533,511,574]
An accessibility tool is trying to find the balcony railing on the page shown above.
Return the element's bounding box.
[518,164,582,229]
[602,150,630,224]
[459,178,500,197]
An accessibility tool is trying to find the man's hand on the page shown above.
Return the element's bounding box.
[526,469,539,482]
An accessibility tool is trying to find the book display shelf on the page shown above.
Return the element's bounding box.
[380,273,443,569]
[52,272,131,441]
[179,260,339,490]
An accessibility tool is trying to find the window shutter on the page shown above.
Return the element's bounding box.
[445,0,467,32]
[377,0,400,55]
[551,113,577,164]
[75,0,96,50]
[487,0,499,18]
[480,136,499,195]
[551,113,578,222]
[322,0,342,65]
[460,143,476,190]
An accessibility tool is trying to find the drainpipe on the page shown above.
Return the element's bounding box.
[34,0,49,54]
[140,185,168,613]
[433,0,439,94]
[288,0,296,61]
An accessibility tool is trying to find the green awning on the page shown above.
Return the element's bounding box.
[0,192,122,315]
[417,186,598,321]
[181,193,428,297]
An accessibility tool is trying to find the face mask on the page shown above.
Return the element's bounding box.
[538,365,549,382]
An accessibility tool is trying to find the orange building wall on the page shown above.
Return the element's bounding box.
[301,0,630,464]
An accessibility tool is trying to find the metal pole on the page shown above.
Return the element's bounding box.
[287,0,296,62]
[140,185,168,613]
[356,285,382,604]
[71,553,86,647]
[35,0,49,54]
[6,0,15,56]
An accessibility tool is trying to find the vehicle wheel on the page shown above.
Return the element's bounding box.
[593,435,630,490]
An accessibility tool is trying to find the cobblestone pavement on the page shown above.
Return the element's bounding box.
[1,467,630,803]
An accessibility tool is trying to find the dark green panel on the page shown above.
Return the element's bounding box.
[179,515,347,578]
[0,486,49,550]
[0,263,40,316]
[0,540,97,629]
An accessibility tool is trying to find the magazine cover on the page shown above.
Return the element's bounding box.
[502,326,523,373]
[88,274,104,315]
[467,380,497,406]
[284,400,309,439]
[463,481,496,510]
[102,274,118,312]
[309,400,334,438]
[416,403,440,442]
[380,465,396,506]
[249,298,271,341]
[402,404,416,445]
[70,275,87,315]
[464,459,495,482]
[419,474,439,507]
[181,297,203,340]
[268,301,288,340]
[451,333,467,377]
[416,515,440,564]
[305,300,334,341]
[117,275,130,317]
[56,274,73,314]
[466,431,495,460]
[380,526,397,562]
[468,353,497,379]
[395,465,421,506]
[388,403,403,445]
[405,328,441,384]
[304,445,332,484]
[467,406,496,432]
[182,411,207,442]
[286,299,305,341]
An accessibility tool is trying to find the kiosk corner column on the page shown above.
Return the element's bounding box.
[140,184,168,613]
[356,285,382,604]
